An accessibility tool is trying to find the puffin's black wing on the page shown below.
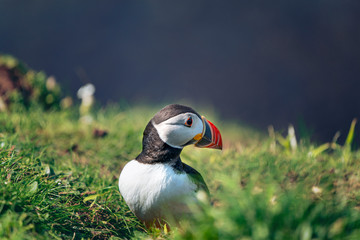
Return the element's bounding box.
[182,163,210,197]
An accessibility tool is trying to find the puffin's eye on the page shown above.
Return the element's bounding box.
[184,117,193,127]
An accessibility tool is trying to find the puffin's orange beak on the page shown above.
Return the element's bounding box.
[194,116,223,150]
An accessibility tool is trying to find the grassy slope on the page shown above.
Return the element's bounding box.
[1,105,360,239]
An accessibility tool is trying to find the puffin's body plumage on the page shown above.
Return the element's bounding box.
[119,104,222,227]
[119,160,203,225]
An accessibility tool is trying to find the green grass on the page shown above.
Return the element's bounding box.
[1,104,360,239]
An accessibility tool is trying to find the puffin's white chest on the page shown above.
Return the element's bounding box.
[119,160,197,222]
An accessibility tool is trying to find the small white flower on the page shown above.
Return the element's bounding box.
[77,83,95,100]
[77,83,95,118]
[312,186,322,194]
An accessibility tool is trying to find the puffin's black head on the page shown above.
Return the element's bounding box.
[137,104,222,163]
[147,103,222,148]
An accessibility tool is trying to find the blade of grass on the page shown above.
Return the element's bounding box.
[345,118,357,148]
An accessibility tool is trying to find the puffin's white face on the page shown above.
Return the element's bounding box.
[152,113,203,149]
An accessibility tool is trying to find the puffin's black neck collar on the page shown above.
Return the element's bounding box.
[136,121,182,165]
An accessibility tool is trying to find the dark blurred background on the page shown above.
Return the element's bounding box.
[1,0,359,143]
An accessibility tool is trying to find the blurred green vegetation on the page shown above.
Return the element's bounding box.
[1,56,360,239]
[0,55,62,111]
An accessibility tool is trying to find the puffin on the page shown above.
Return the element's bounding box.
[119,104,222,227]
